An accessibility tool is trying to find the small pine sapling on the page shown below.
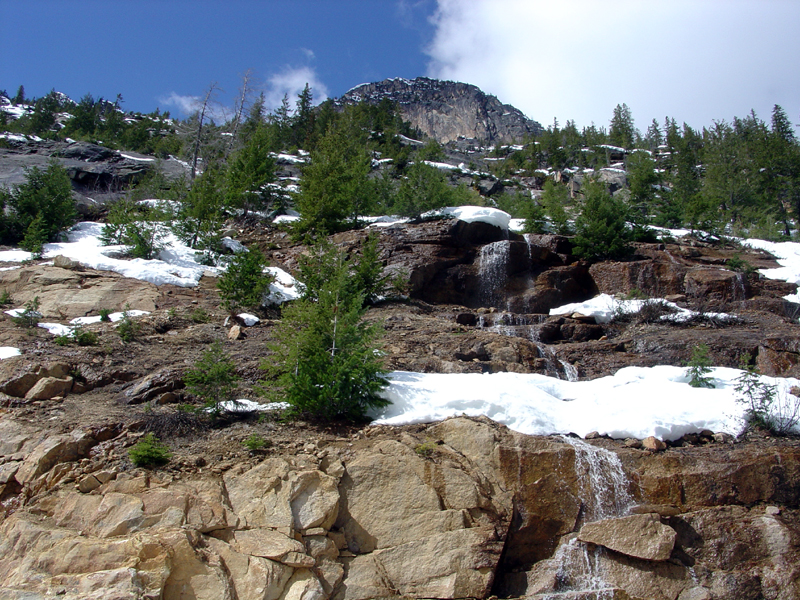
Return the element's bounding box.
[684,343,715,388]
[128,433,171,468]
[734,354,777,431]
[183,341,240,418]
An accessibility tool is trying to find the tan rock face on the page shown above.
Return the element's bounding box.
[577,513,676,561]
[2,416,800,600]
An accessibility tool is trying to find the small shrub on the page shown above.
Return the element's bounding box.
[128,433,171,467]
[217,249,274,312]
[415,440,438,458]
[621,288,648,300]
[73,326,99,346]
[12,296,41,328]
[733,355,775,429]
[54,334,71,346]
[99,308,112,322]
[189,307,210,323]
[183,341,240,418]
[243,433,270,452]
[117,305,140,342]
[0,290,13,306]
[684,343,715,388]
[726,254,756,275]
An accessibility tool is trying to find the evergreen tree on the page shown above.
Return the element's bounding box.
[174,166,226,257]
[291,83,315,148]
[609,103,637,149]
[217,248,273,312]
[0,161,76,252]
[394,161,453,218]
[225,124,277,215]
[539,180,572,235]
[294,114,374,234]
[572,179,631,261]
[12,85,25,105]
[263,242,389,421]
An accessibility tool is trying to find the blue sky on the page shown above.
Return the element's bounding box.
[2,0,800,133]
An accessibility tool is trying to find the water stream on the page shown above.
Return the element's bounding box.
[478,240,512,310]
[542,437,636,597]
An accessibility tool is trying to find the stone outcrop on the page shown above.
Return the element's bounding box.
[337,77,542,143]
[1,417,800,599]
[0,138,188,208]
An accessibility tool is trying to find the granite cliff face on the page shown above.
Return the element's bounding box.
[337,77,542,143]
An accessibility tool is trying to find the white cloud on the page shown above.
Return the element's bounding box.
[263,66,330,113]
[160,90,231,123]
[426,0,800,131]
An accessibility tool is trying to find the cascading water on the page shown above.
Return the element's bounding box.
[541,436,636,597]
[478,240,511,310]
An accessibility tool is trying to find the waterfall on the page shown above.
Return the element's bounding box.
[478,240,511,310]
[561,436,634,523]
[537,436,635,597]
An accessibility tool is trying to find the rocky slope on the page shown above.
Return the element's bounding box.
[1,214,800,599]
[337,77,543,143]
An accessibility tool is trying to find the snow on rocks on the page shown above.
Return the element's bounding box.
[372,366,800,441]
[0,347,21,359]
[238,313,260,327]
[433,206,512,230]
[548,293,735,325]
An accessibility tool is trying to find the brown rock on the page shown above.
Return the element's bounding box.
[228,324,244,340]
[578,513,676,561]
[53,254,82,270]
[642,436,667,452]
[24,376,73,400]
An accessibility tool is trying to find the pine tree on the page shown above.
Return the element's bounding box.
[539,180,572,235]
[572,179,631,261]
[294,114,374,234]
[609,103,637,149]
[12,85,25,105]
[225,124,277,215]
[394,161,453,218]
[263,243,389,421]
[2,161,76,252]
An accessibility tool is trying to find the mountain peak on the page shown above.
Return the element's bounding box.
[337,76,542,144]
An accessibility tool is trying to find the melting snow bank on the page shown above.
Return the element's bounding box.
[0,347,21,359]
[0,222,220,287]
[425,206,511,230]
[549,293,736,324]
[371,367,800,440]
[744,238,800,303]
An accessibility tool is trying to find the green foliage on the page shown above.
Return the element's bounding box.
[573,180,631,261]
[217,248,274,312]
[225,125,277,214]
[726,254,756,274]
[183,341,240,418]
[297,233,389,306]
[99,308,112,322]
[608,103,637,149]
[56,325,99,346]
[414,440,438,458]
[263,242,389,421]
[128,433,171,468]
[734,357,776,430]
[12,296,41,328]
[415,139,446,162]
[173,166,225,257]
[0,161,76,253]
[294,113,375,234]
[243,433,270,452]
[684,343,715,388]
[101,197,171,259]
[117,306,140,342]
[393,161,455,218]
[0,290,13,307]
[539,180,572,235]
[189,307,210,323]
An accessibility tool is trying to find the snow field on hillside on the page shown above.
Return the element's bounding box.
[0,209,798,439]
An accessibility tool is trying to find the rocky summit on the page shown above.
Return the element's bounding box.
[337,77,543,143]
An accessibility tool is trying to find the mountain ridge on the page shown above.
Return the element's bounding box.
[336,76,542,144]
